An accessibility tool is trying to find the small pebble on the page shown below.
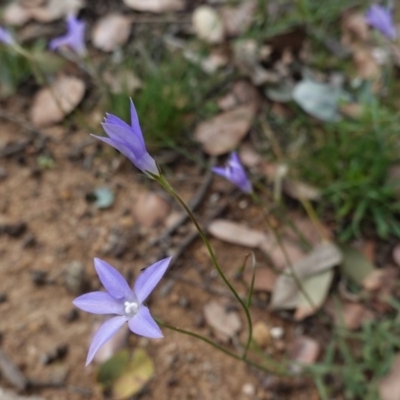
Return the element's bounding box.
[270,326,284,339]
[0,293,7,303]
[242,383,256,396]
[178,296,190,308]
[64,261,86,294]
[40,344,68,365]
[62,308,79,323]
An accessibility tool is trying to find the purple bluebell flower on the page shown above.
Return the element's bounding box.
[49,14,86,56]
[73,257,171,365]
[365,4,397,40]
[0,26,14,46]
[212,152,253,193]
[91,99,159,176]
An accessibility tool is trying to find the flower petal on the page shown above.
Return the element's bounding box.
[73,291,123,315]
[128,305,163,338]
[129,99,146,149]
[134,257,171,303]
[212,166,228,179]
[86,315,127,366]
[104,113,132,131]
[94,258,134,300]
[101,123,144,153]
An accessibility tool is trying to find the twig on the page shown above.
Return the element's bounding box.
[0,108,44,139]
[0,141,31,158]
[151,157,216,246]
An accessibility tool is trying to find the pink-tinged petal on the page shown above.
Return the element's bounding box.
[73,291,123,315]
[129,99,145,149]
[128,305,163,338]
[134,257,171,303]
[101,123,144,153]
[94,258,134,300]
[86,315,127,366]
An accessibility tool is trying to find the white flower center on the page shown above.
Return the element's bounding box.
[124,301,139,317]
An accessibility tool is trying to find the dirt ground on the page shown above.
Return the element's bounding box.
[0,102,322,400]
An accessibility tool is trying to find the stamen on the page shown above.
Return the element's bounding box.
[124,301,139,316]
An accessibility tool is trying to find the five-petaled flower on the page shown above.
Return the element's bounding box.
[212,152,253,193]
[365,4,397,40]
[0,26,14,46]
[91,99,159,176]
[73,257,171,365]
[49,14,87,56]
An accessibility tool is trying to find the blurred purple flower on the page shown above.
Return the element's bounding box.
[0,26,14,46]
[73,257,171,365]
[49,14,86,56]
[92,99,159,176]
[365,4,397,40]
[212,152,253,193]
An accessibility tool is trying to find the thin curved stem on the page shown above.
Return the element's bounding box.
[156,319,289,376]
[156,175,253,360]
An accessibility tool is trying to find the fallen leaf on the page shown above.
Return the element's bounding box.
[238,144,262,168]
[133,191,170,229]
[292,80,345,122]
[289,336,320,365]
[221,0,257,37]
[271,242,342,313]
[208,219,267,248]
[341,9,370,48]
[97,349,154,400]
[265,80,295,103]
[194,105,256,155]
[92,14,131,52]
[243,267,277,292]
[192,6,225,44]
[113,349,154,400]
[379,354,400,400]
[103,70,142,94]
[325,299,374,330]
[123,0,185,12]
[29,0,84,22]
[363,268,398,292]
[339,245,376,286]
[283,179,322,201]
[353,48,380,79]
[294,269,334,320]
[29,75,85,127]
[203,300,242,342]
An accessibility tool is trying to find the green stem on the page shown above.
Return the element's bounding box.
[156,319,289,376]
[156,174,253,360]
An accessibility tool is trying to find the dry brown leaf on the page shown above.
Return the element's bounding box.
[218,81,261,112]
[3,2,31,26]
[238,144,262,168]
[341,9,370,47]
[103,70,142,94]
[271,242,342,311]
[133,191,170,229]
[30,75,85,127]
[243,267,277,292]
[194,105,256,155]
[203,300,242,342]
[379,354,400,400]
[208,219,267,248]
[221,0,257,37]
[363,268,399,291]
[283,179,322,201]
[289,336,320,365]
[92,14,131,52]
[294,269,334,320]
[325,299,374,330]
[192,6,224,44]
[353,48,380,79]
[123,0,185,12]
[30,0,84,22]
